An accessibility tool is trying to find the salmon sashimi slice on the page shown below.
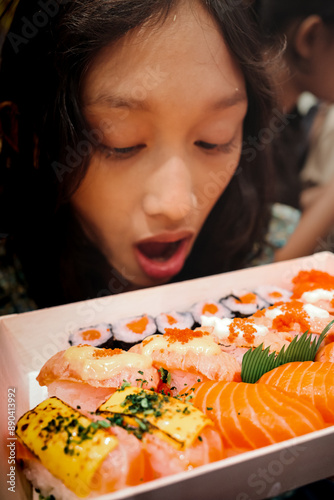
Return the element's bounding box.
[130,328,241,394]
[316,342,334,362]
[36,345,160,410]
[180,381,325,453]
[258,361,334,423]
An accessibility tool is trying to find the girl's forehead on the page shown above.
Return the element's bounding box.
[82,1,245,106]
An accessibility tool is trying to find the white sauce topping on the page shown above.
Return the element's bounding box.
[302,289,334,304]
[248,323,269,337]
[141,333,221,357]
[303,303,330,319]
[64,346,152,381]
[201,316,233,337]
[201,316,269,340]
[265,307,283,320]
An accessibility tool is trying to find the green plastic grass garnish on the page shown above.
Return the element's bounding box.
[241,319,334,384]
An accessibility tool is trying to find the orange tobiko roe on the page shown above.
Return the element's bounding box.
[292,270,334,287]
[126,316,149,334]
[93,348,123,358]
[292,270,334,299]
[271,300,310,332]
[228,318,256,344]
[164,327,209,344]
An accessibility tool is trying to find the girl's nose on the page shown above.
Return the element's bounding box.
[143,155,196,221]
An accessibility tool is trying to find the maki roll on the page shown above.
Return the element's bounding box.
[69,323,114,349]
[190,299,233,326]
[254,285,292,306]
[220,290,268,318]
[112,314,157,350]
[155,310,195,334]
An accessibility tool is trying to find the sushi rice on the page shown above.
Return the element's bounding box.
[112,314,157,348]
[254,285,292,306]
[155,310,195,334]
[190,300,233,325]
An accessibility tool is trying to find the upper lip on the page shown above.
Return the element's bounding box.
[136,230,194,246]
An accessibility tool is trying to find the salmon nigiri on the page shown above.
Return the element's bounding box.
[180,381,325,455]
[36,345,160,411]
[201,316,291,353]
[291,270,334,314]
[130,327,241,394]
[252,299,334,340]
[258,361,334,423]
[315,342,334,363]
[98,387,225,478]
[16,397,147,499]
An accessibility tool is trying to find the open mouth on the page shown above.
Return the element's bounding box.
[137,240,183,262]
[135,236,191,280]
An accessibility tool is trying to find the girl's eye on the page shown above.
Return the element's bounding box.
[100,144,145,159]
[195,140,235,154]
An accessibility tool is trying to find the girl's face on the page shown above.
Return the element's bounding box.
[71,1,247,289]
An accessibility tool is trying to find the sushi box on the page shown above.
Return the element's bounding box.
[1,251,334,500]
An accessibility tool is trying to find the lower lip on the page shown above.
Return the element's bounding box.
[135,238,190,280]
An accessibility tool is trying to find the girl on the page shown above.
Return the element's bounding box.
[0,0,275,310]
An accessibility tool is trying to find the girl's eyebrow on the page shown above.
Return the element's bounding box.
[85,89,247,112]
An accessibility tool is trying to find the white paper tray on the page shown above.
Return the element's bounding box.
[1,251,334,500]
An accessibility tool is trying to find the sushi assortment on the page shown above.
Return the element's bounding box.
[15,268,334,499]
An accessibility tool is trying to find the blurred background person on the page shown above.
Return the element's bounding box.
[254,0,334,262]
